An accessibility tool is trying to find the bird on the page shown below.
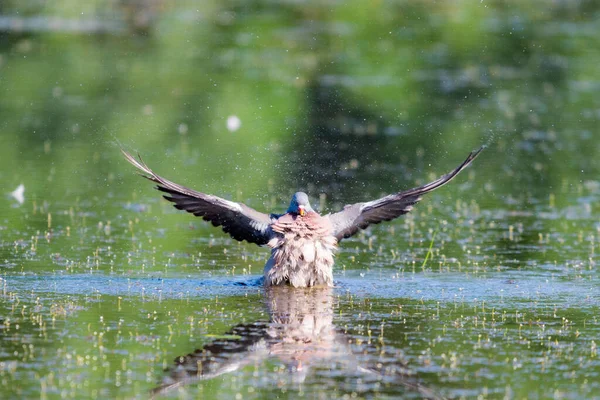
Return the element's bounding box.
[122,147,483,288]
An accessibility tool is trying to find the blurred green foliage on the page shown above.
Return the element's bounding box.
[1,0,598,206]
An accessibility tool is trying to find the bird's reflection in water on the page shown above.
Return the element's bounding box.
[152,286,442,399]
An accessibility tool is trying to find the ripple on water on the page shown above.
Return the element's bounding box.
[3,271,597,309]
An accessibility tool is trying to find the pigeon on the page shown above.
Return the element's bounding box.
[122,147,483,287]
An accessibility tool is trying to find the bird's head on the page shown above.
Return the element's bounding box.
[287,192,314,217]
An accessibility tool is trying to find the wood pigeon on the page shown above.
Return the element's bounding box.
[122,146,483,287]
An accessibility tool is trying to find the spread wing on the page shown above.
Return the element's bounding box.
[122,150,273,246]
[327,146,484,242]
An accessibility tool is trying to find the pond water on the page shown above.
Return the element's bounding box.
[1,1,600,399]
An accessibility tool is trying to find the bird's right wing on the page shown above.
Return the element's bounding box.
[327,147,484,242]
[122,150,273,246]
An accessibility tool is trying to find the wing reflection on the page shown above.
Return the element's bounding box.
[152,287,443,399]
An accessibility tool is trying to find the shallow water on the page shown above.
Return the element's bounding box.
[2,1,600,399]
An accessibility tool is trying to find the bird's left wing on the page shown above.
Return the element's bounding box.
[327,147,484,242]
[122,150,273,246]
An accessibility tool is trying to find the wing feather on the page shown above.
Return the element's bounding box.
[122,149,273,245]
[327,147,484,241]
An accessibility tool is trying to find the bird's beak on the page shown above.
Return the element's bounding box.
[298,206,306,216]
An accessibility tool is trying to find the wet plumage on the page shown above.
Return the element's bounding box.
[266,212,337,287]
[122,147,483,288]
